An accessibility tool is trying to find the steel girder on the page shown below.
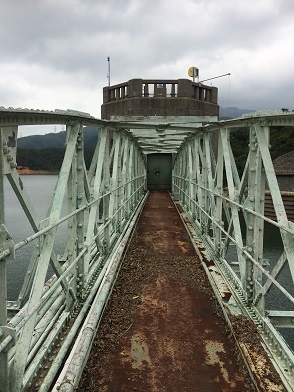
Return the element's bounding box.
[173,116,294,389]
[0,112,145,391]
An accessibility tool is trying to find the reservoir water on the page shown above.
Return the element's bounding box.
[3,175,294,350]
[4,175,65,300]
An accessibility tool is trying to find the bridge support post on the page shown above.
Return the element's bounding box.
[126,143,134,217]
[204,132,217,239]
[66,124,78,298]
[245,124,267,308]
[215,131,224,256]
[221,127,247,285]
[109,130,121,241]
[199,136,209,234]
[10,122,80,392]
[187,140,195,218]
[103,131,111,251]
[84,127,108,273]
[0,129,9,392]
[73,123,86,297]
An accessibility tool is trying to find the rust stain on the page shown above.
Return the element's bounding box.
[120,332,152,370]
[136,191,195,256]
[87,273,252,391]
[204,340,239,387]
[79,191,282,392]
[240,343,285,392]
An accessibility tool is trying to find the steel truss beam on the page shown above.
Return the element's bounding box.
[0,108,294,390]
[173,117,294,390]
[0,115,146,391]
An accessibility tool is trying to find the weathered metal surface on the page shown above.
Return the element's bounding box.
[79,191,272,391]
[136,192,195,255]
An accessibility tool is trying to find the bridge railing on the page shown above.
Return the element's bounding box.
[173,112,294,385]
[0,110,146,391]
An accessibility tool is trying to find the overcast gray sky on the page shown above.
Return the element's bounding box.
[1,0,294,135]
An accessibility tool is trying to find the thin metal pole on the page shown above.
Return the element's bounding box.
[107,57,110,87]
[199,72,230,83]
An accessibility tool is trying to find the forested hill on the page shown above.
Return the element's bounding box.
[230,126,294,174]
[17,126,98,171]
[18,126,98,149]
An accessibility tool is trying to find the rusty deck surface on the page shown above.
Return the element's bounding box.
[79,191,275,391]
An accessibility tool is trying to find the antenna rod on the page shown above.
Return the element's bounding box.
[107,57,110,87]
[199,72,230,83]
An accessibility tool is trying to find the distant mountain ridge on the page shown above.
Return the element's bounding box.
[219,106,254,120]
[17,108,255,149]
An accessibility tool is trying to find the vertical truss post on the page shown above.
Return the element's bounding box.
[126,143,134,218]
[194,138,201,222]
[84,127,107,270]
[0,128,11,392]
[182,144,188,209]
[130,144,136,210]
[191,141,197,217]
[200,136,208,234]
[120,135,129,228]
[245,124,260,305]
[221,127,247,289]
[133,145,140,205]
[109,131,121,236]
[140,149,146,195]
[137,146,143,203]
[131,144,135,207]
[75,124,86,297]
[215,129,224,256]
[253,124,267,313]
[0,128,7,325]
[66,124,78,273]
[245,124,267,310]
[187,141,195,216]
[10,121,79,392]
[103,131,111,250]
[204,132,216,238]
[179,152,184,204]
[116,134,123,232]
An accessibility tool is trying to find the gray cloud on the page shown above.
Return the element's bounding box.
[1,0,294,125]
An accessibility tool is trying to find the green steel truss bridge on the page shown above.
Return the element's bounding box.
[0,107,294,391]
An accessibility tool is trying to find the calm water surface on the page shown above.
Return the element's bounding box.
[4,175,66,300]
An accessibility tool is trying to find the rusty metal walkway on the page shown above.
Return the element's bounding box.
[78,191,284,392]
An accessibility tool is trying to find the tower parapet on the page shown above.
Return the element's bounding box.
[101,78,218,120]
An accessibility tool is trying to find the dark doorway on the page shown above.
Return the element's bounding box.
[147,153,172,190]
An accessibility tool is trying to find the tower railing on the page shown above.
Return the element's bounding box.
[103,78,218,104]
